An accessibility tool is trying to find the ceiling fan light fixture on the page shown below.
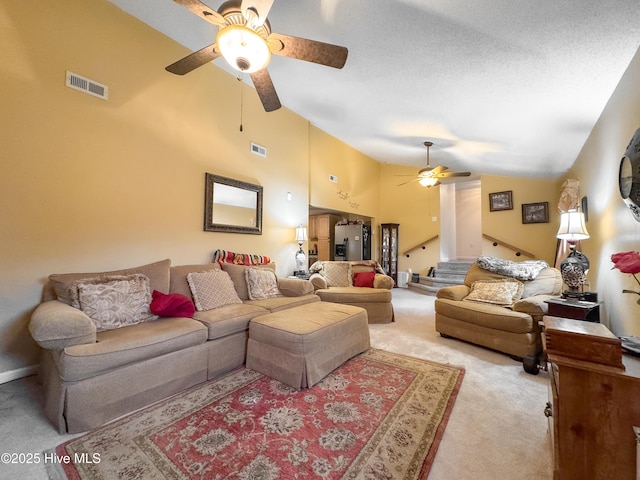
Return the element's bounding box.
[419,177,439,187]
[216,24,271,73]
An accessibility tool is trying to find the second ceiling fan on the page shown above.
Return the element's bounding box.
[397,141,472,187]
[165,0,348,112]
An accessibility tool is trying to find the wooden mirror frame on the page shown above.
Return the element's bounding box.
[204,173,263,234]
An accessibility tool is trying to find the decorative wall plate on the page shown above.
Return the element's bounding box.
[619,128,640,222]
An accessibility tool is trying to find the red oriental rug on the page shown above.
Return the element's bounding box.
[49,349,464,479]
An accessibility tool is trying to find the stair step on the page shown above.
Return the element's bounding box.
[406,282,439,296]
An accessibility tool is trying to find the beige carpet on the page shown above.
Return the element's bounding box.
[49,349,463,479]
[370,289,552,479]
[0,288,552,479]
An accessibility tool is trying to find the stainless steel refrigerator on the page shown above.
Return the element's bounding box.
[334,224,371,261]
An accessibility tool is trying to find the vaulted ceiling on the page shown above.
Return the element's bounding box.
[108,0,640,179]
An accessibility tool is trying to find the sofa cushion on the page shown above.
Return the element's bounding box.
[221,263,276,300]
[150,290,195,318]
[353,270,376,287]
[316,287,392,304]
[246,267,280,300]
[277,277,314,297]
[49,259,171,306]
[323,262,352,287]
[435,298,535,334]
[193,303,267,340]
[521,267,563,298]
[70,274,157,332]
[59,317,207,382]
[187,269,243,311]
[170,263,221,299]
[463,279,524,307]
[245,294,321,312]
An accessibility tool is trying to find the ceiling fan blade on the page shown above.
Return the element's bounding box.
[166,43,220,75]
[172,0,226,27]
[397,178,420,186]
[250,69,281,112]
[268,33,348,69]
[431,165,447,175]
[241,0,274,25]
[436,171,472,178]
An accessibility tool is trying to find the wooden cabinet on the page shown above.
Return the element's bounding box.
[308,214,340,261]
[380,223,399,285]
[543,316,640,480]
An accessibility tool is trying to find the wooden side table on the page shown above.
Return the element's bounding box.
[545,297,601,323]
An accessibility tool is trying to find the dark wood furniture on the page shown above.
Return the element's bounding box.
[543,316,640,480]
[545,297,601,323]
[380,223,399,286]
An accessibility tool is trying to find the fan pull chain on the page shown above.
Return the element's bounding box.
[238,75,244,132]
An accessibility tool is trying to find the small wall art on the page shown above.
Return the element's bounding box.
[522,202,549,224]
[489,191,513,211]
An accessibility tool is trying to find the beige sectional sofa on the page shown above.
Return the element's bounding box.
[435,261,562,374]
[309,260,395,324]
[29,258,318,433]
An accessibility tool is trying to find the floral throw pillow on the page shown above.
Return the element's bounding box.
[463,279,524,307]
[187,269,243,311]
[70,274,156,332]
[245,267,280,300]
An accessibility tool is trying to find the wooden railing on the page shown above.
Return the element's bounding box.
[402,234,439,257]
[482,234,535,258]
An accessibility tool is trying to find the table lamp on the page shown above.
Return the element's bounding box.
[556,210,590,297]
[294,225,308,276]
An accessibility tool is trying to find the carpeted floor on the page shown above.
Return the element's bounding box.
[0,288,552,479]
[48,349,463,479]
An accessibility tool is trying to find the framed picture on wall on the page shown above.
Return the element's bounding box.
[489,191,513,211]
[522,202,549,224]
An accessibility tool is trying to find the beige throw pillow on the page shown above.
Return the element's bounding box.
[463,279,524,307]
[221,262,276,300]
[245,267,280,300]
[71,274,156,332]
[187,269,243,311]
[323,262,352,287]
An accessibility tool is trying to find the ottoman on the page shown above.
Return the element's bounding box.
[246,302,370,389]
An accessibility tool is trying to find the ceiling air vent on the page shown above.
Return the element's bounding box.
[65,71,108,100]
[250,142,267,158]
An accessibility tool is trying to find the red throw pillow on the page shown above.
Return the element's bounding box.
[353,271,376,288]
[150,290,195,318]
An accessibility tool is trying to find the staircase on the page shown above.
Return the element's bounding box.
[406,260,474,296]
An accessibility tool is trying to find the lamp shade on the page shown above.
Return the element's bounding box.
[295,226,308,244]
[556,210,589,242]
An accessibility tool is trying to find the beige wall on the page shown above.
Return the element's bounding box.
[378,164,442,275]
[564,47,640,334]
[481,176,562,265]
[0,0,379,379]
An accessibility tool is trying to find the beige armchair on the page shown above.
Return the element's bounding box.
[309,260,395,324]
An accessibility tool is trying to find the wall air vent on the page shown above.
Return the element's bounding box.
[65,71,108,100]
[250,142,267,158]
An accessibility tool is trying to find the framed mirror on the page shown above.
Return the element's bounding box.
[204,173,263,234]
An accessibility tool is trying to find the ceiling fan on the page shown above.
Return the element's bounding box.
[165,0,349,112]
[397,141,472,187]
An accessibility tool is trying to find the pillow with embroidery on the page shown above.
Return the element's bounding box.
[245,267,280,300]
[187,269,243,311]
[70,274,156,331]
[463,279,524,307]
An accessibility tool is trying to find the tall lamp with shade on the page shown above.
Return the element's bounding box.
[294,225,308,276]
[556,209,591,298]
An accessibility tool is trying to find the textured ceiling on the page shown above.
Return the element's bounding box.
[108,0,640,179]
